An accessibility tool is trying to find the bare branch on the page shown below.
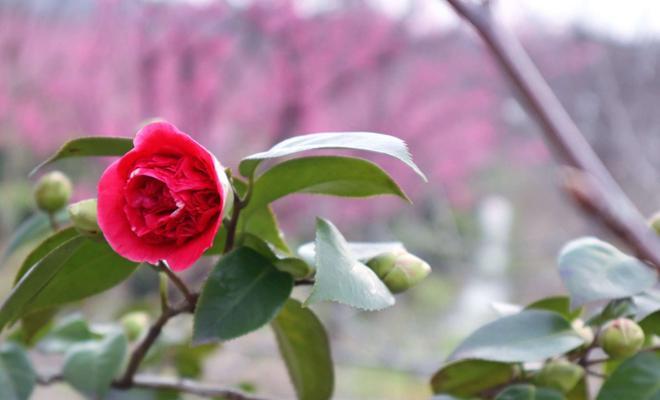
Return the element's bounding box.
[115,297,197,388]
[444,0,660,272]
[129,375,270,400]
[37,373,268,400]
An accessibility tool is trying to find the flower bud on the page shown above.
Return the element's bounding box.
[598,318,645,358]
[572,319,594,347]
[34,171,72,213]
[120,311,150,342]
[366,250,431,294]
[534,360,584,393]
[68,199,100,237]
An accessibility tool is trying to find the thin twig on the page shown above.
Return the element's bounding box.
[37,373,267,400]
[586,369,607,379]
[224,174,254,254]
[158,261,195,304]
[114,298,196,388]
[444,0,660,273]
[129,375,269,400]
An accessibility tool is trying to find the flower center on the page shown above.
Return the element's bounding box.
[123,155,221,245]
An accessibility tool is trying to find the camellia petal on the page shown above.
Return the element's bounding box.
[97,121,229,271]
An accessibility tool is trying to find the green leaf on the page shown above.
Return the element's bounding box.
[0,343,36,400]
[526,297,583,321]
[240,206,291,254]
[639,310,660,337]
[430,359,517,397]
[19,308,58,346]
[62,330,128,398]
[305,218,395,310]
[193,247,293,343]
[172,343,219,379]
[495,384,565,400]
[246,156,410,213]
[38,314,101,353]
[558,237,657,307]
[633,289,660,320]
[238,131,426,180]
[449,310,584,362]
[30,136,133,176]
[0,237,138,331]
[206,208,289,256]
[587,298,636,327]
[14,227,80,284]
[597,351,660,400]
[237,234,313,279]
[297,241,405,265]
[271,299,334,400]
[566,377,589,400]
[2,211,69,262]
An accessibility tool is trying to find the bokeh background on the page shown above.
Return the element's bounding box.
[2,0,660,398]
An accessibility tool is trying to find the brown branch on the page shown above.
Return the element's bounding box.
[38,373,266,400]
[115,297,197,388]
[158,261,195,304]
[444,0,660,273]
[127,375,269,400]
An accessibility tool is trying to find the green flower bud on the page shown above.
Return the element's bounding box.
[120,311,150,342]
[34,171,72,213]
[67,199,100,237]
[534,360,584,393]
[366,250,431,294]
[572,319,594,347]
[599,318,645,358]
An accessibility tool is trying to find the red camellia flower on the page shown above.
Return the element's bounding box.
[98,121,230,271]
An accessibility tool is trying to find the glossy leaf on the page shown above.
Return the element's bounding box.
[0,237,138,331]
[587,298,636,327]
[19,308,58,346]
[305,218,395,310]
[633,289,660,320]
[430,359,516,397]
[0,343,36,400]
[62,330,128,398]
[38,314,101,353]
[526,296,583,321]
[597,351,660,400]
[558,237,657,307]
[240,206,291,253]
[639,310,660,337]
[14,227,80,284]
[297,241,405,265]
[238,234,313,279]
[246,156,409,213]
[495,385,564,400]
[238,131,426,180]
[193,247,293,343]
[2,211,69,262]
[271,299,334,400]
[449,310,584,362]
[30,136,133,176]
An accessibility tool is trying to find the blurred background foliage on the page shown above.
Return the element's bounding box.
[2,0,660,398]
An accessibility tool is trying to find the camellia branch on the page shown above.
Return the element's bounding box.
[158,261,195,304]
[223,190,243,254]
[114,297,197,388]
[443,0,660,273]
[38,373,267,400]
